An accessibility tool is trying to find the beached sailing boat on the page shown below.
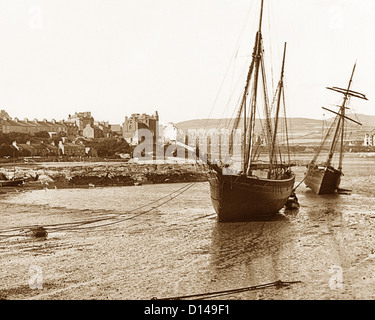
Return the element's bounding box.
[208,0,295,222]
[304,63,367,195]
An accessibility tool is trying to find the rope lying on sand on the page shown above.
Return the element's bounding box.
[151,280,302,300]
[0,182,197,239]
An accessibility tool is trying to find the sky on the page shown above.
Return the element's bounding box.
[0,0,374,125]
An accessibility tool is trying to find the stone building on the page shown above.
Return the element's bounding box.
[83,123,104,139]
[12,141,57,157]
[0,110,11,121]
[94,121,110,137]
[122,111,159,145]
[65,112,111,137]
[58,141,86,156]
[65,112,94,135]
[109,124,122,137]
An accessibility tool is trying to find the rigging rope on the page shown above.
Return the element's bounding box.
[266,0,275,94]
[282,85,292,165]
[204,2,254,131]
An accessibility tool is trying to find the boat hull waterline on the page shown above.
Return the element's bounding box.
[209,172,295,222]
[304,165,342,195]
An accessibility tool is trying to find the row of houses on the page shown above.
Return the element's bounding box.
[0,110,159,142]
[1,117,68,135]
[12,140,97,157]
[0,110,122,139]
[0,109,185,148]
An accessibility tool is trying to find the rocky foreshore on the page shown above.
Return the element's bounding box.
[0,161,210,191]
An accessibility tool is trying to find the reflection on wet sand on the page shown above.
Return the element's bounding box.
[209,214,297,298]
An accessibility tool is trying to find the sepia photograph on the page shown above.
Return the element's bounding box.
[1,0,375,309]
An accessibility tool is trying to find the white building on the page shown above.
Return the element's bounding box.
[364,130,375,146]
[163,122,185,143]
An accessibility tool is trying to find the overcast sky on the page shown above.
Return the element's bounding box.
[0,0,374,125]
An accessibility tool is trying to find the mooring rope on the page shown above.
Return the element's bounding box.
[293,175,308,192]
[151,280,302,300]
[0,182,197,238]
[59,182,197,231]
[292,164,314,192]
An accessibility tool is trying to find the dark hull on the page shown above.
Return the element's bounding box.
[0,179,24,187]
[304,165,342,195]
[208,171,295,222]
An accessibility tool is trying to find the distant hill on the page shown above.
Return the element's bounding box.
[175,117,322,131]
[175,114,375,145]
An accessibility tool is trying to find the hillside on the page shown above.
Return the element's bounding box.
[175,114,375,145]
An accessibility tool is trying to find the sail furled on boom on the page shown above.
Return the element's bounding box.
[326,87,368,100]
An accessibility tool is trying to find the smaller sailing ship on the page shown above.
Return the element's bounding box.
[304,63,367,195]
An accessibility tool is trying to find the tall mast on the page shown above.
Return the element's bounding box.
[229,0,264,172]
[338,63,355,170]
[243,0,264,173]
[258,0,264,32]
[269,42,287,173]
[327,63,356,167]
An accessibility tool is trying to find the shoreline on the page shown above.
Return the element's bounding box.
[0,161,210,194]
[1,152,373,194]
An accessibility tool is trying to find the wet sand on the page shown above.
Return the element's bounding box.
[1,155,375,300]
